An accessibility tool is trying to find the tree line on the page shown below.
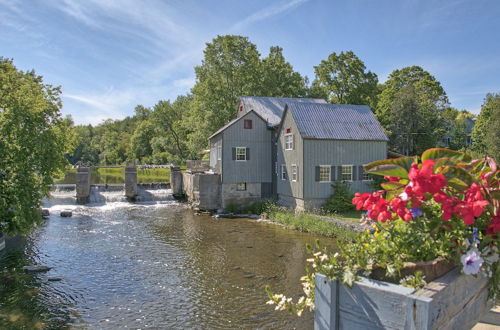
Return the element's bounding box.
[66,35,498,164]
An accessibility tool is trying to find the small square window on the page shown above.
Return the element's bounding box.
[239,105,243,112]
[237,183,246,191]
[286,128,291,134]
[291,164,297,182]
[244,119,252,129]
[319,166,330,182]
[236,147,247,161]
[342,165,353,181]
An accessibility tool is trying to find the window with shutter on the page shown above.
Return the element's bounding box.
[341,165,353,181]
[235,147,247,161]
[318,165,331,182]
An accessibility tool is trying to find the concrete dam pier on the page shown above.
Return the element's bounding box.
[74,166,165,204]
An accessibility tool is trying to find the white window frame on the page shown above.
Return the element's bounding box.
[291,164,297,182]
[281,164,287,181]
[362,165,372,181]
[284,134,293,150]
[235,147,247,161]
[341,165,353,181]
[217,145,222,160]
[236,183,246,191]
[319,165,331,183]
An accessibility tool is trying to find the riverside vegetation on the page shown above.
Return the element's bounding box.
[266,148,500,316]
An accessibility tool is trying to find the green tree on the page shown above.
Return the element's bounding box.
[260,46,307,97]
[0,58,74,234]
[471,93,500,158]
[189,35,262,153]
[485,104,500,162]
[376,66,448,155]
[130,120,155,162]
[310,51,378,106]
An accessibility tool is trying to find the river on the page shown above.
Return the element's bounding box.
[0,189,337,329]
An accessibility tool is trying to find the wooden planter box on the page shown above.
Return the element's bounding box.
[314,268,493,330]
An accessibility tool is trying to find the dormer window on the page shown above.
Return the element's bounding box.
[244,119,252,129]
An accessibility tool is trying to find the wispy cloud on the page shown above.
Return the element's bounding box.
[231,0,310,30]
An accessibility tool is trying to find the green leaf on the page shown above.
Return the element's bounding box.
[364,156,417,179]
[381,181,406,192]
[421,148,471,162]
[438,165,474,190]
[490,189,500,201]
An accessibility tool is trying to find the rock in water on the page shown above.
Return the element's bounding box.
[41,209,50,217]
[23,265,52,273]
[47,277,62,282]
[60,211,72,217]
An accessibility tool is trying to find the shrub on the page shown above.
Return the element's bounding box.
[322,181,355,214]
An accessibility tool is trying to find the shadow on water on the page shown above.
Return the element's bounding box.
[0,236,76,329]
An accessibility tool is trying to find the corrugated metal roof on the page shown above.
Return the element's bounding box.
[288,103,389,141]
[241,96,327,126]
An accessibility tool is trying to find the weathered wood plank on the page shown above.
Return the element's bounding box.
[315,268,494,330]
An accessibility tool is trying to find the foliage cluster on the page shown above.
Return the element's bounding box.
[0,58,75,234]
[322,181,355,214]
[266,148,500,315]
[65,36,497,165]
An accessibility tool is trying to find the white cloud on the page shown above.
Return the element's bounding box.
[231,0,310,31]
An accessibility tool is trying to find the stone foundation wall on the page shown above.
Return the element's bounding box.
[278,194,327,212]
[222,183,262,209]
[182,172,221,210]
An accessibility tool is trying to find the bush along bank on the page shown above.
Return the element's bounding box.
[221,200,359,242]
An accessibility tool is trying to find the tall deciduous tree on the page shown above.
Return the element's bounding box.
[260,46,307,97]
[377,66,448,155]
[0,58,74,234]
[189,35,262,153]
[471,93,500,160]
[310,51,378,106]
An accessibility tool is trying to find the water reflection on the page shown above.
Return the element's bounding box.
[0,202,337,329]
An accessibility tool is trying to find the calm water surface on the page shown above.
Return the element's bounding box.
[0,197,337,329]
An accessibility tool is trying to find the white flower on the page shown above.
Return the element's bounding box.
[399,191,409,201]
[461,249,484,275]
[319,254,328,262]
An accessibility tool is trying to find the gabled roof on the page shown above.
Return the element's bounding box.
[284,103,389,141]
[208,110,267,140]
[240,96,327,126]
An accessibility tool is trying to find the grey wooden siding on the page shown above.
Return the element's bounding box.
[303,139,387,199]
[221,111,272,184]
[276,110,304,199]
[209,135,222,174]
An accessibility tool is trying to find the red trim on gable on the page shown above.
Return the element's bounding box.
[244,119,252,129]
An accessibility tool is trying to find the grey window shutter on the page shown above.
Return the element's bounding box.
[352,166,358,181]
[358,165,364,180]
[293,134,296,150]
[330,166,335,182]
[337,166,342,181]
[232,147,236,160]
[246,147,250,160]
[296,165,299,181]
[315,166,320,182]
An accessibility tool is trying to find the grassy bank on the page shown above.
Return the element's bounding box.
[55,167,179,184]
[228,201,358,241]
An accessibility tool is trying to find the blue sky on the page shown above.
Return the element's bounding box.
[1,0,499,125]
